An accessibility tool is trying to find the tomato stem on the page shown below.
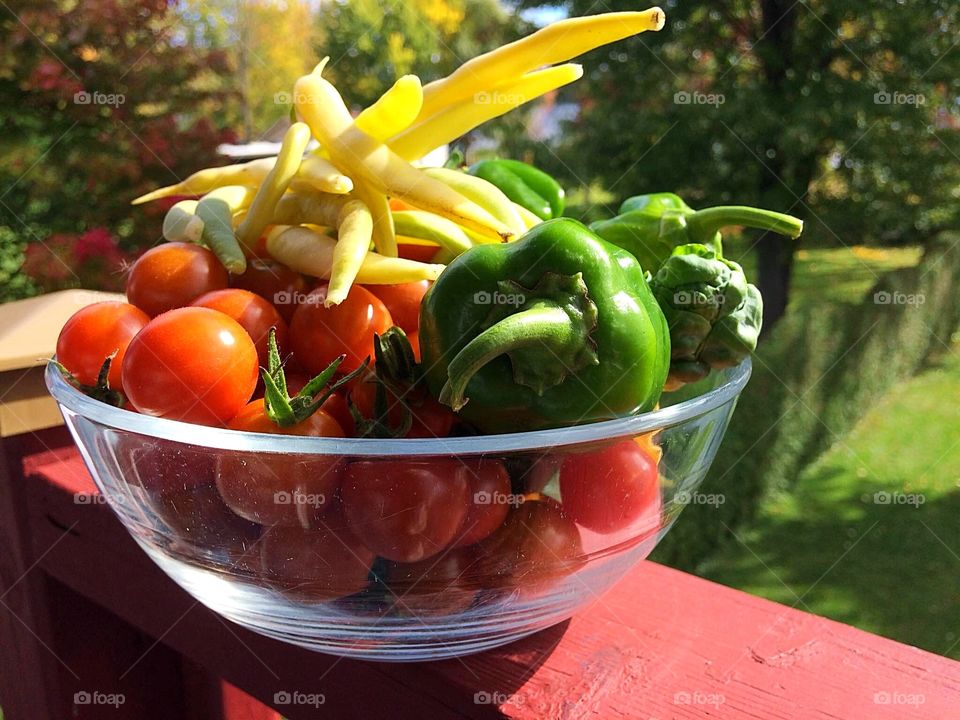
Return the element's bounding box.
[261,328,366,427]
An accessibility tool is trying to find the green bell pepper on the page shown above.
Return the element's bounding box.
[590,192,803,275]
[467,159,565,220]
[649,243,762,388]
[419,218,670,433]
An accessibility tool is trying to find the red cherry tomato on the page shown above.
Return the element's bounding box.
[191,288,288,365]
[126,242,229,317]
[115,437,260,561]
[388,198,414,212]
[451,458,512,547]
[531,440,661,534]
[407,331,421,363]
[260,519,374,602]
[121,307,259,425]
[478,499,583,590]
[384,546,480,616]
[289,285,392,375]
[341,459,470,562]
[231,259,307,322]
[398,243,440,264]
[349,376,455,439]
[56,301,149,389]
[215,399,344,527]
[364,281,430,334]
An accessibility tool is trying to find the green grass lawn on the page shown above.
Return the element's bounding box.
[700,336,960,658]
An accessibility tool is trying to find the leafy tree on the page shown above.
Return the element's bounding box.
[178,0,319,138]
[0,0,237,298]
[520,0,960,326]
[316,0,526,109]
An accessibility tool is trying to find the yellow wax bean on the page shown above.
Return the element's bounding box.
[417,8,664,118]
[236,122,312,249]
[390,64,582,161]
[355,75,423,143]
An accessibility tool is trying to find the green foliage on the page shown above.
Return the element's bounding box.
[701,343,960,658]
[316,0,524,108]
[522,0,960,248]
[654,235,960,570]
[0,0,237,298]
[315,0,533,159]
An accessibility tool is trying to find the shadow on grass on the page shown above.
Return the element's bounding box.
[701,466,960,659]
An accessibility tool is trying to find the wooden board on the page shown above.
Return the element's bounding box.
[16,444,960,719]
[0,290,125,437]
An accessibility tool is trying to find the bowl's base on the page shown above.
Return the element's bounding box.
[140,538,655,662]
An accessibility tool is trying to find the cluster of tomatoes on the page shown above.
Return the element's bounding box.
[56,240,449,436]
[56,240,662,609]
[116,432,660,610]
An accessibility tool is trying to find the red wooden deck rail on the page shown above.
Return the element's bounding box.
[4,426,960,719]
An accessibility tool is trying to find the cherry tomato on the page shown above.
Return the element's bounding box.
[451,458,512,547]
[56,301,149,389]
[260,519,374,602]
[364,281,430,334]
[384,546,480,616]
[341,459,470,562]
[349,376,455,438]
[126,242,229,317]
[231,259,307,322]
[121,307,258,425]
[478,499,583,591]
[407,330,421,363]
[398,243,440,264]
[388,197,414,211]
[115,437,260,561]
[289,285,392,375]
[531,440,661,534]
[191,288,288,365]
[216,399,344,527]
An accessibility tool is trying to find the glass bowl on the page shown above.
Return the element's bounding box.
[46,359,750,661]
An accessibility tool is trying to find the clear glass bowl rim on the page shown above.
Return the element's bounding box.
[45,358,751,457]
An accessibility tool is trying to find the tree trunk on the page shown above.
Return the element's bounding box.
[756,230,795,331]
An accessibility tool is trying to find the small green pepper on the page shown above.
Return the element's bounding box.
[419,218,669,433]
[467,159,565,220]
[649,243,762,389]
[590,192,803,275]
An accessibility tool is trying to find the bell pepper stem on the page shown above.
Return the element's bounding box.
[686,206,803,244]
[439,302,575,411]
